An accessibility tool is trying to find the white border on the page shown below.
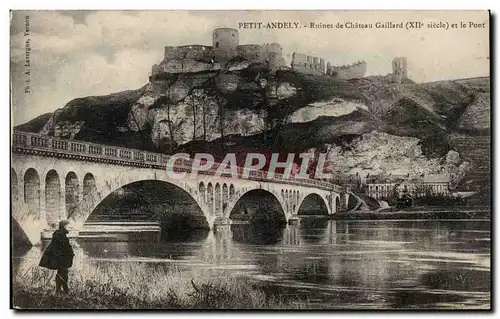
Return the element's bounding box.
[2,1,497,318]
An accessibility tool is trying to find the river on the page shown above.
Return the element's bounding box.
[13,218,491,309]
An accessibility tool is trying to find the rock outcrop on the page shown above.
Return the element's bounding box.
[14,58,489,188]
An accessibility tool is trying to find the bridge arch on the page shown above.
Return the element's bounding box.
[226,188,287,225]
[207,182,214,210]
[45,169,61,226]
[214,183,222,216]
[229,184,235,201]
[68,179,209,231]
[82,173,96,197]
[23,168,40,212]
[222,183,229,212]
[285,190,289,211]
[65,171,80,217]
[297,192,329,216]
[293,190,298,212]
[199,182,206,201]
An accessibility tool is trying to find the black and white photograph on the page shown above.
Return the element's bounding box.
[9,10,491,310]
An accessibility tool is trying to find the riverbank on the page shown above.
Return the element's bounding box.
[331,207,490,220]
[12,261,301,310]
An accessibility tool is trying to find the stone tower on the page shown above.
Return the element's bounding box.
[392,57,408,83]
[267,43,286,71]
[326,61,332,75]
[212,28,239,63]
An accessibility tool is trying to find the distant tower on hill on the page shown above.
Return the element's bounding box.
[212,28,239,63]
[392,57,408,83]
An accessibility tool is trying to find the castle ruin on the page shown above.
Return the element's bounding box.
[289,51,367,80]
[152,27,287,76]
[391,57,408,83]
[151,27,370,81]
[291,53,326,75]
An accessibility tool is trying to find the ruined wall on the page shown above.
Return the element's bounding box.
[164,45,213,62]
[328,61,367,79]
[319,58,325,74]
[160,59,220,74]
[160,45,219,74]
[151,64,161,76]
[291,52,324,75]
[236,44,267,63]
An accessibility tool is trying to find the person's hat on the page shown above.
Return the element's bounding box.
[59,220,70,229]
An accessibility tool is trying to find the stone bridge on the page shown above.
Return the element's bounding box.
[11,131,348,245]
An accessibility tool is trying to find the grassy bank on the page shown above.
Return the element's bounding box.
[12,260,301,309]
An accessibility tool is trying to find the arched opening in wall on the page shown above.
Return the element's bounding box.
[287,190,292,213]
[297,193,328,216]
[83,173,96,197]
[222,183,229,212]
[215,41,219,48]
[285,190,289,212]
[45,170,61,227]
[214,183,221,216]
[199,182,205,202]
[65,172,79,217]
[335,197,341,213]
[292,191,297,213]
[83,180,209,243]
[207,182,213,210]
[229,189,286,244]
[229,184,235,202]
[24,168,40,212]
[11,168,18,201]
[229,189,286,225]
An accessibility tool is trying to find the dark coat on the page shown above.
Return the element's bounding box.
[39,228,75,270]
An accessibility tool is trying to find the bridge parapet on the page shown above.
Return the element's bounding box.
[12,131,343,192]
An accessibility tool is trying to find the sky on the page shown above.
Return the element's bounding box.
[10,10,490,126]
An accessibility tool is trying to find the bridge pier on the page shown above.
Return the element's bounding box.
[287,215,300,225]
[212,216,231,232]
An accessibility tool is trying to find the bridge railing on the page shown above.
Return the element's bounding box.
[12,131,343,192]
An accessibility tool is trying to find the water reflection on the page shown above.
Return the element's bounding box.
[12,219,491,309]
[231,224,286,245]
[298,217,329,244]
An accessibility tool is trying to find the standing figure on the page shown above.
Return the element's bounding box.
[39,220,75,293]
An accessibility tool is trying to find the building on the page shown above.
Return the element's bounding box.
[365,174,451,199]
[421,174,451,196]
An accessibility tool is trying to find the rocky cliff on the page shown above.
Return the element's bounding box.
[15,61,490,189]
